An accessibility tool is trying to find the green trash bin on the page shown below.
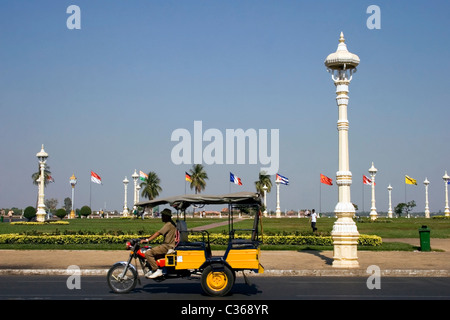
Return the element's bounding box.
[419,225,431,252]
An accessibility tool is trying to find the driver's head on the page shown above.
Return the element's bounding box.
[161,208,172,222]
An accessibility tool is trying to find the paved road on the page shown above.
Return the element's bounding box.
[1,275,449,300]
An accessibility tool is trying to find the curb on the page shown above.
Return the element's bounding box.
[1,268,449,277]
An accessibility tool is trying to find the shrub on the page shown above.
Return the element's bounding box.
[23,206,36,221]
[80,206,91,218]
[55,208,67,220]
[0,233,382,246]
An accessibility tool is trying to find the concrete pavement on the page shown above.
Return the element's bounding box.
[0,238,449,277]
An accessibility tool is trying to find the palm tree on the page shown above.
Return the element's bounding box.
[31,165,52,209]
[255,171,272,202]
[31,165,52,187]
[140,171,162,218]
[140,171,162,200]
[188,164,208,194]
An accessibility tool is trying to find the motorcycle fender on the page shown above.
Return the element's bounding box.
[112,261,138,274]
[200,260,231,272]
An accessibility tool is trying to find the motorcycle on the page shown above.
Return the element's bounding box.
[107,192,264,296]
[107,238,191,294]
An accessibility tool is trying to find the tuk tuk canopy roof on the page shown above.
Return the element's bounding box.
[135,191,261,210]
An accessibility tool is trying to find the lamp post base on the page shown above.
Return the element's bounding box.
[369,210,378,221]
[331,210,359,268]
[36,211,46,222]
[332,233,360,268]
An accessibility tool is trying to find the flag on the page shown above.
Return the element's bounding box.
[230,172,242,185]
[320,174,333,185]
[185,172,192,182]
[139,170,148,181]
[47,175,55,183]
[276,173,289,185]
[91,171,102,184]
[363,175,372,185]
[405,175,417,185]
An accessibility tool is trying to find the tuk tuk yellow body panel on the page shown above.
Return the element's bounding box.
[175,250,206,270]
[226,248,260,270]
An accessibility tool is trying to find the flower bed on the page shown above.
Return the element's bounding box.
[0,233,382,246]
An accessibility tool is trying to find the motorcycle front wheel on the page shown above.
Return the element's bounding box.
[107,263,138,293]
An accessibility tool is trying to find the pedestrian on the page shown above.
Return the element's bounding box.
[7,210,13,222]
[310,209,317,232]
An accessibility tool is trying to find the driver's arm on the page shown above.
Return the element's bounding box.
[141,231,161,243]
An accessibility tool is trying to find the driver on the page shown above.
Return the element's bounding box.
[141,208,177,278]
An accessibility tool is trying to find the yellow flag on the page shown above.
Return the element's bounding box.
[405,175,417,185]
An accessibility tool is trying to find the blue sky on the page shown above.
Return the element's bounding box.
[0,0,449,214]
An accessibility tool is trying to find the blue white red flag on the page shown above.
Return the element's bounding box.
[230,172,242,185]
[276,173,289,185]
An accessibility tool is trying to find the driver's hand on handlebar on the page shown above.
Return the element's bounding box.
[140,238,149,244]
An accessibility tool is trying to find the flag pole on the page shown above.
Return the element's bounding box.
[362,178,364,214]
[89,173,92,209]
[319,177,322,214]
[405,180,407,204]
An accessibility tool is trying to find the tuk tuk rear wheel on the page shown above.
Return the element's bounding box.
[201,265,234,297]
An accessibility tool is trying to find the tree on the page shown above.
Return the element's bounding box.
[31,165,52,209]
[55,208,67,220]
[140,171,162,200]
[254,171,272,200]
[24,206,36,221]
[45,198,58,214]
[394,201,416,217]
[188,164,208,194]
[64,197,72,213]
[80,206,92,218]
[31,165,52,188]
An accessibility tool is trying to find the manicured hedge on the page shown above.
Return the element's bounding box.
[0,233,382,246]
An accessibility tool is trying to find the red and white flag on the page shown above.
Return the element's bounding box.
[91,171,102,184]
[363,175,373,185]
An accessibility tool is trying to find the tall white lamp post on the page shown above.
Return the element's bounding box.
[132,169,139,206]
[36,145,49,222]
[387,184,393,218]
[70,174,77,219]
[263,184,268,217]
[123,176,129,217]
[136,185,141,203]
[443,171,450,217]
[275,181,281,218]
[424,178,430,218]
[325,32,360,268]
[369,162,378,221]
